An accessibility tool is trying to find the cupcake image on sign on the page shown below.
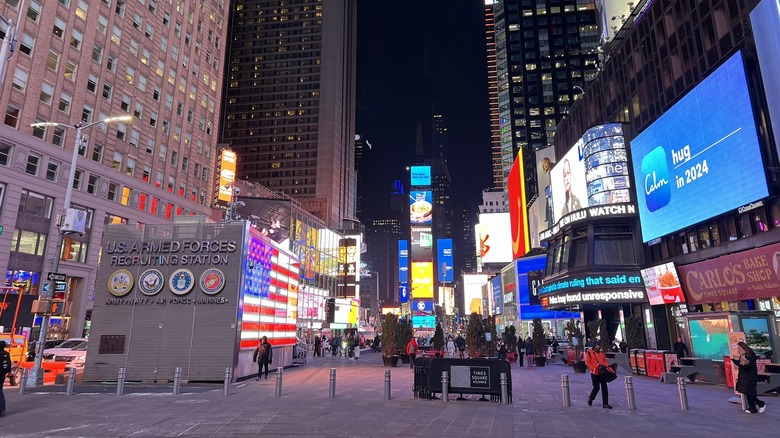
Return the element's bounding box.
[108,269,134,296]
[169,268,195,295]
[200,268,225,295]
[138,269,165,296]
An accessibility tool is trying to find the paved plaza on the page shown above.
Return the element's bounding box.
[0,351,777,437]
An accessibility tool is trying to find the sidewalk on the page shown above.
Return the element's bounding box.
[1,350,777,437]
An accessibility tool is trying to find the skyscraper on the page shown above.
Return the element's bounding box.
[221,0,358,229]
[484,1,503,189]
[0,0,230,337]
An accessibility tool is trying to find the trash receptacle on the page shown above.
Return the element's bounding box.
[644,350,667,378]
[629,349,639,375]
[635,349,647,376]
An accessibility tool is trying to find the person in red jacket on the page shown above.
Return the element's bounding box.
[406,337,418,369]
[585,344,613,409]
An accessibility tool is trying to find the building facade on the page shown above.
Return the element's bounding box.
[220,0,358,230]
[0,0,230,339]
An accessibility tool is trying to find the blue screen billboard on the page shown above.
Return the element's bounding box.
[398,240,408,284]
[410,166,431,187]
[517,256,575,320]
[490,276,503,315]
[412,315,436,328]
[399,284,409,303]
[437,239,454,282]
[630,52,768,242]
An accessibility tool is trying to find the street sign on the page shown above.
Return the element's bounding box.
[47,272,67,282]
[42,283,51,293]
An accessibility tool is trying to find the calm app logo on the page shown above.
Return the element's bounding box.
[642,146,671,212]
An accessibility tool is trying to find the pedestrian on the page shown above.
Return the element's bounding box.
[456,334,466,358]
[610,341,620,353]
[585,344,613,409]
[497,341,508,360]
[619,340,627,354]
[406,337,418,369]
[732,341,767,414]
[253,336,273,380]
[446,336,456,358]
[517,337,525,366]
[313,335,322,357]
[0,341,11,416]
[552,338,559,354]
[673,337,689,360]
[525,338,534,366]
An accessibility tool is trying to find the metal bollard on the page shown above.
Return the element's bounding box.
[329,368,336,399]
[625,376,636,410]
[223,367,232,396]
[66,368,77,396]
[500,372,509,404]
[116,367,126,396]
[441,371,449,402]
[384,370,391,400]
[275,367,283,397]
[19,367,28,395]
[677,377,689,410]
[172,366,182,396]
[561,374,571,408]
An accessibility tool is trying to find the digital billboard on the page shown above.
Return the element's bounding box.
[475,213,512,264]
[437,239,454,282]
[490,276,503,315]
[549,124,630,225]
[410,226,433,260]
[410,166,431,187]
[410,190,433,225]
[463,274,488,315]
[640,262,685,305]
[412,315,436,328]
[630,52,768,242]
[751,0,780,164]
[508,153,529,259]
[216,149,237,204]
[398,240,408,284]
[413,300,434,315]
[411,262,434,299]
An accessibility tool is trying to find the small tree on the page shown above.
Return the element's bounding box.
[397,317,414,353]
[465,312,484,358]
[587,318,611,351]
[626,314,646,350]
[531,317,546,356]
[564,318,584,360]
[381,313,399,356]
[504,325,518,353]
[433,323,445,351]
[485,316,498,357]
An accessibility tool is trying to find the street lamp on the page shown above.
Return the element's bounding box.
[26,115,132,387]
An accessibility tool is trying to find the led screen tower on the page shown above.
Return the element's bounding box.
[408,166,435,328]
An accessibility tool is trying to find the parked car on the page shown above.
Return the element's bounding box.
[54,341,88,370]
[26,340,63,361]
[42,338,87,360]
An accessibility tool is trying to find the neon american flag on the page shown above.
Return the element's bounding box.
[240,228,299,348]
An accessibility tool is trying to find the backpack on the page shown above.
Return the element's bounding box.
[1,351,11,374]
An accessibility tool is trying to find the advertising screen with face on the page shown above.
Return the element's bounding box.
[550,144,588,223]
[476,213,512,264]
[630,52,768,242]
[410,190,433,225]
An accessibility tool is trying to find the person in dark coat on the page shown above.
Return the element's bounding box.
[673,337,689,360]
[253,336,273,380]
[313,335,322,357]
[732,341,766,414]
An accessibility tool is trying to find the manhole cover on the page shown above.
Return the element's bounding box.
[174,399,208,404]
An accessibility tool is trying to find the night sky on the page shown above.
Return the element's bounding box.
[356,0,493,211]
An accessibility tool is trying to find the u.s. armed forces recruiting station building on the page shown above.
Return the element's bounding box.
[85,221,299,382]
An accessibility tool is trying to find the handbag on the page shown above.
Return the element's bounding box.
[598,364,617,383]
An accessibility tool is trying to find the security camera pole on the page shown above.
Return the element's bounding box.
[27,115,132,387]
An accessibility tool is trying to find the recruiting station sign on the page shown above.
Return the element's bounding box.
[678,242,780,305]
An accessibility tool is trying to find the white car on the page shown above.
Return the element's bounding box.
[54,341,88,369]
[42,338,87,360]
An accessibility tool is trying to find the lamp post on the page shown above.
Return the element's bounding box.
[26,115,132,387]
[0,0,25,89]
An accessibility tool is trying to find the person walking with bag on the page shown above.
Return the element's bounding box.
[732,341,766,414]
[585,344,614,409]
[253,336,273,380]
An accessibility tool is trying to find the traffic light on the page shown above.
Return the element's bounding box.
[62,237,80,261]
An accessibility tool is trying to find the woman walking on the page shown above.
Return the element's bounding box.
[732,341,766,414]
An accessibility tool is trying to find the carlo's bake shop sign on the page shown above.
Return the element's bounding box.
[106,239,238,267]
[678,242,780,305]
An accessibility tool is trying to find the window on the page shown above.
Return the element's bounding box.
[87,175,99,195]
[129,130,139,147]
[102,83,112,100]
[31,119,45,139]
[105,213,127,225]
[120,94,130,111]
[116,123,126,141]
[125,158,135,176]
[86,73,98,92]
[106,53,117,72]
[52,126,66,147]
[25,153,40,175]
[58,92,72,114]
[92,143,103,162]
[11,68,27,91]
[115,0,126,16]
[125,66,135,84]
[107,182,118,201]
[593,225,636,265]
[132,13,142,29]
[53,17,66,38]
[10,229,47,256]
[39,82,53,104]
[121,186,132,206]
[45,160,60,182]
[92,43,103,62]
[46,50,60,70]
[64,60,77,81]
[111,25,121,45]
[27,1,41,22]
[97,15,108,34]
[112,152,122,170]
[146,138,154,154]
[4,105,20,127]
[76,1,88,20]
[70,29,83,50]
[19,33,34,56]
[129,39,138,56]
[18,190,54,218]
[73,169,83,190]
[0,141,12,166]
